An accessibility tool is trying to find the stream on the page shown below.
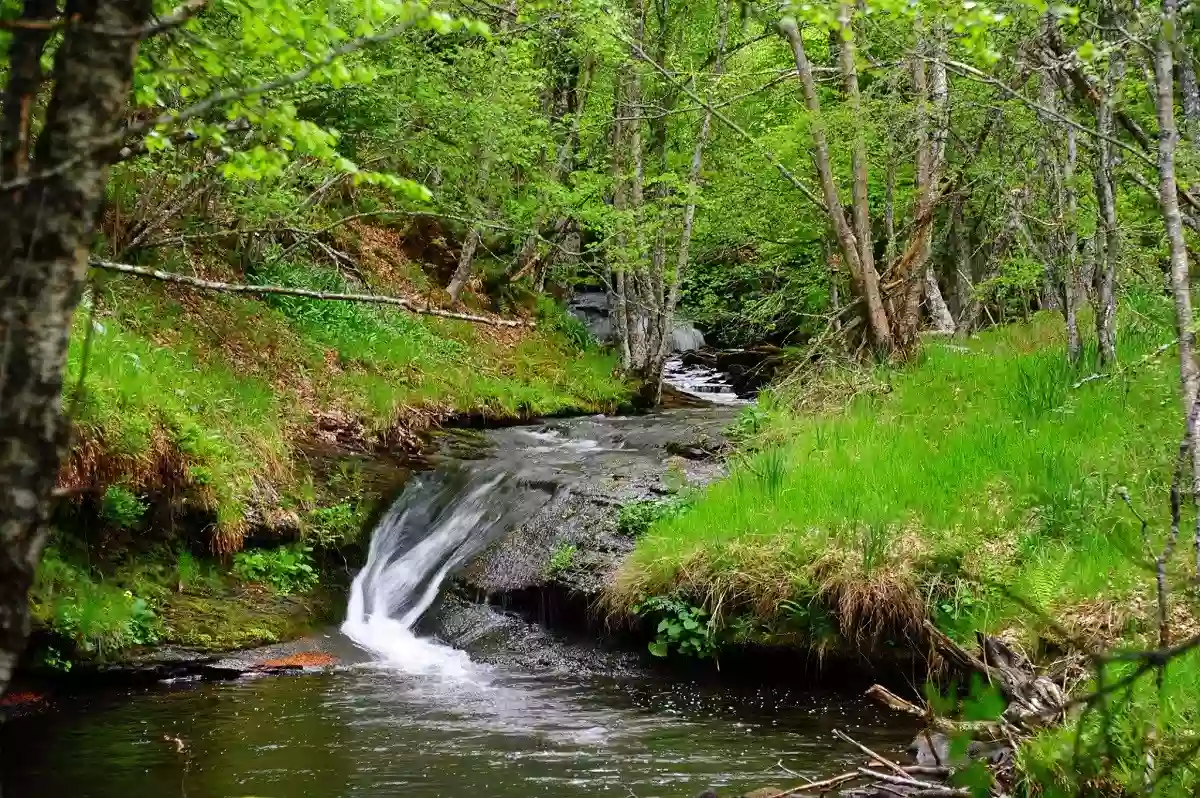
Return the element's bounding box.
[1,366,918,798]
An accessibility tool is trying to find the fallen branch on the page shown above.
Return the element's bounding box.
[89,260,531,327]
[834,729,910,778]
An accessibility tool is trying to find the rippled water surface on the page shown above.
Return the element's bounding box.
[2,663,917,798]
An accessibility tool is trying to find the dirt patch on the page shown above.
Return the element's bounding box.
[256,652,338,668]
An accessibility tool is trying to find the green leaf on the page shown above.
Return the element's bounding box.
[648,641,669,658]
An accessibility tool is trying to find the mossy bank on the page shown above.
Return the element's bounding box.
[30,218,631,673]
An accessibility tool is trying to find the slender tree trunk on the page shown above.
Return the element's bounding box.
[642,0,731,403]
[1179,47,1199,142]
[780,17,892,352]
[447,228,482,303]
[837,4,877,300]
[0,0,155,696]
[1091,24,1123,367]
[1153,0,1200,578]
[1063,126,1081,365]
[950,199,972,325]
[907,23,953,337]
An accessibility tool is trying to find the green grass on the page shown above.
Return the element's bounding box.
[607,300,1191,651]
[64,262,628,550]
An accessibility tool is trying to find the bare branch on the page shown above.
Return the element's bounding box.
[89,260,531,327]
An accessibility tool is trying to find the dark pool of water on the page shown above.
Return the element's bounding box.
[2,662,919,798]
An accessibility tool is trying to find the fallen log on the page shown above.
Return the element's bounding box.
[89,259,532,328]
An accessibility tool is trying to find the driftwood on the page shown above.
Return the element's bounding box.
[89,260,532,328]
[923,621,1066,730]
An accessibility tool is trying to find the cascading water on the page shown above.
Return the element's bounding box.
[342,453,560,676]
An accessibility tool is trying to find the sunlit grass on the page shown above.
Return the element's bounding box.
[608,298,1189,652]
[64,264,628,549]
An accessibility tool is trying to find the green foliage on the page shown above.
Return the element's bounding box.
[545,543,577,577]
[1020,649,1200,797]
[99,485,148,529]
[633,595,719,659]
[616,495,692,537]
[534,297,593,351]
[31,549,163,659]
[233,544,319,595]
[308,501,366,546]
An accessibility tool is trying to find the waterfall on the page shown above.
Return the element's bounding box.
[342,459,555,677]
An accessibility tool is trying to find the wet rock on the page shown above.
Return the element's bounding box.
[454,409,735,612]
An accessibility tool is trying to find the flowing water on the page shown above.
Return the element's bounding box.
[1,400,919,797]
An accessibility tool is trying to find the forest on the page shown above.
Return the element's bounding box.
[1,0,1199,795]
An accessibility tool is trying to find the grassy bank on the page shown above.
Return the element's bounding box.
[34,221,629,665]
[610,303,1186,651]
[607,299,1200,791]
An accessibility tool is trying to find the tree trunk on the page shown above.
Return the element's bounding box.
[1153,0,1200,578]
[0,0,155,696]
[1062,126,1082,365]
[1180,47,1199,142]
[838,3,875,282]
[905,22,952,339]
[1091,20,1124,367]
[780,17,891,352]
[447,227,481,304]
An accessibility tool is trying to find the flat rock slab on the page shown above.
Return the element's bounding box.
[455,407,737,598]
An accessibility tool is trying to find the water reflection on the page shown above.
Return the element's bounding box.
[2,666,918,798]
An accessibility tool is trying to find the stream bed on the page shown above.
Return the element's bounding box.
[2,372,920,797]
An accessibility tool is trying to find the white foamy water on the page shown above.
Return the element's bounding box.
[342,474,504,681]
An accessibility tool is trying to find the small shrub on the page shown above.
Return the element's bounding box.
[309,501,364,546]
[31,550,163,659]
[727,402,770,441]
[233,544,318,594]
[535,296,593,351]
[545,543,577,577]
[617,496,692,537]
[632,595,719,659]
[100,485,147,529]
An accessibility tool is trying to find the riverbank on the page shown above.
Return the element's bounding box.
[30,223,632,671]
[604,300,1200,795]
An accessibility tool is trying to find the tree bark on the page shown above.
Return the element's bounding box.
[1152,0,1200,578]
[907,23,953,337]
[837,3,875,284]
[1179,47,1199,142]
[447,227,482,304]
[1091,15,1124,367]
[0,0,155,696]
[780,17,891,352]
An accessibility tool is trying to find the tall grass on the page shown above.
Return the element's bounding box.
[607,303,1188,651]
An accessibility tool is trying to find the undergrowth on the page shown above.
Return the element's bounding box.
[607,297,1190,656]
[64,259,627,553]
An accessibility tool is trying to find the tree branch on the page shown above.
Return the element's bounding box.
[89,260,531,327]
[605,22,827,211]
[0,7,433,192]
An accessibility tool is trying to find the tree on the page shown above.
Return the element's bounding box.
[0,0,469,697]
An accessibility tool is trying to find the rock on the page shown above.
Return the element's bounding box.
[454,409,735,615]
[242,506,303,548]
